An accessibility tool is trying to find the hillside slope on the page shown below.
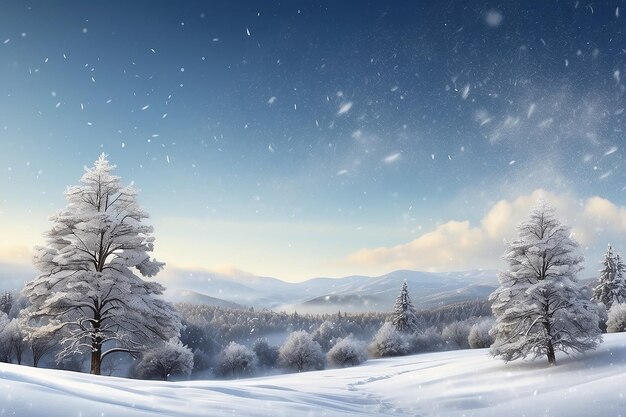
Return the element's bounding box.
[1,333,625,416]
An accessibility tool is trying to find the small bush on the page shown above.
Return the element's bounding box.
[407,326,445,353]
[253,338,279,368]
[369,322,408,357]
[607,303,626,333]
[135,338,194,381]
[327,335,368,367]
[215,342,257,378]
[279,330,325,372]
[468,318,495,349]
[442,321,471,350]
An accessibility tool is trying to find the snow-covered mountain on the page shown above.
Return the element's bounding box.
[2,332,624,417]
[158,268,499,313]
[0,262,498,312]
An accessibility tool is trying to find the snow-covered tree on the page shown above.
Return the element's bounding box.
[1,319,27,364]
[0,312,11,362]
[327,335,368,367]
[369,322,408,357]
[468,318,495,349]
[0,292,14,315]
[216,341,257,378]
[442,320,471,350]
[592,245,626,309]
[313,320,344,351]
[135,338,193,381]
[407,326,445,353]
[21,154,181,375]
[607,303,626,333]
[279,330,324,372]
[22,316,57,367]
[490,200,602,366]
[253,337,279,368]
[391,281,420,333]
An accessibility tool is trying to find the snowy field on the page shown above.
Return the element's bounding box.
[3,333,626,417]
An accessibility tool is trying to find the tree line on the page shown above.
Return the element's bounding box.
[0,155,622,380]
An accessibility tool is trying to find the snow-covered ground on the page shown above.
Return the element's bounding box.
[3,333,626,417]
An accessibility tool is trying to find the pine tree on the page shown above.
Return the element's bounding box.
[592,245,626,309]
[489,200,601,366]
[21,154,181,375]
[391,281,420,333]
[0,292,13,315]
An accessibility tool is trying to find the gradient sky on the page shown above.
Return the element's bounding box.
[1,0,625,282]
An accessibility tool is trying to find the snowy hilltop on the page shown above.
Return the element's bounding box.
[2,332,626,417]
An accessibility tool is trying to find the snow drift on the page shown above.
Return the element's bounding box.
[2,333,626,416]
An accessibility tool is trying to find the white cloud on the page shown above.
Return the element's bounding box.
[344,189,626,273]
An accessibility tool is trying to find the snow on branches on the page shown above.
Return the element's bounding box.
[21,154,181,375]
[489,200,601,365]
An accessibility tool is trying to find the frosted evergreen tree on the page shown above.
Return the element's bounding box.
[592,245,626,309]
[391,281,420,333]
[489,200,601,366]
[21,154,181,375]
[0,292,13,315]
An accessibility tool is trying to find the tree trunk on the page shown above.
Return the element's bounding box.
[91,343,102,375]
[547,340,556,366]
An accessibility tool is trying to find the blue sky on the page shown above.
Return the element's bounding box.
[1,0,625,281]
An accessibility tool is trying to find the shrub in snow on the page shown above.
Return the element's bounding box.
[327,335,368,367]
[391,282,421,333]
[135,338,194,381]
[407,326,445,353]
[216,342,257,378]
[0,319,27,364]
[490,200,601,365]
[21,154,181,375]
[313,320,344,351]
[468,318,495,349]
[369,322,408,357]
[253,338,279,368]
[191,348,213,373]
[279,330,324,372]
[607,304,626,333]
[0,312,11,362]
[442,321,471,350]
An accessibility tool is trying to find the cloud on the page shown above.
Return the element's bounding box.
[584,196,626,232]
[346,220,492,272]
[343,189,626,273]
